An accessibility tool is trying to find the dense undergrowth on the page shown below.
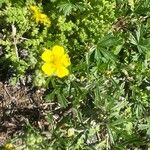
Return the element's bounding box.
[0,0,150,149]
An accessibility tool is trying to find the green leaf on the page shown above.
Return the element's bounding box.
[56,90,68,107]
[97,34,121,48]
[129,33,138,46]
[128,0,134,10]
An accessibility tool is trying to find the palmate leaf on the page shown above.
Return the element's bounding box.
[129,25,150,53]
[96,48,116,63]
[57,1,85,16]
[97,34,122,48]
[57,2,75,16]
[95,34,122,63]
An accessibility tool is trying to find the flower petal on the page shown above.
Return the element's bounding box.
[61,54,71,67]
[30,6,39,13]
[42,63,55,76]
[41,49,52,62]
[52,45,64,57]
[56,66,69,78]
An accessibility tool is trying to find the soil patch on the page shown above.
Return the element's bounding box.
[0,82,46,145]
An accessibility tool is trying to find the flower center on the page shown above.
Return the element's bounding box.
[52,56,62,68]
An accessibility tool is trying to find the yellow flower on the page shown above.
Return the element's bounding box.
[30,6,39,13]
[41,45,71,78]
[3,143,14,150]
[30,6,51,26]
[67,128,75,137]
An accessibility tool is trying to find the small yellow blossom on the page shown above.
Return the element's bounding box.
[41,45,71,78]
[67,128,75,137]
[3,143,14,150]
[30,6,51,26]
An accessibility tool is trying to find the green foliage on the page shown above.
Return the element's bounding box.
[1,0,150,149]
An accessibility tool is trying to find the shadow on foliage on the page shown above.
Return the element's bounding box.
[0,56,16,83]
